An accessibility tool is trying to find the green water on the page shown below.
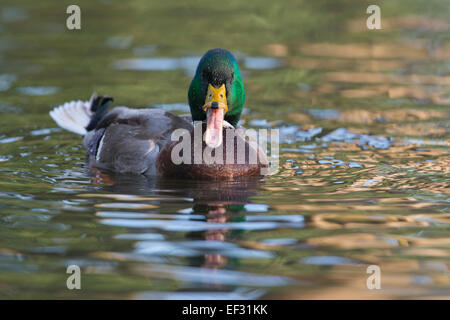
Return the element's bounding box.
[0,0,449,299]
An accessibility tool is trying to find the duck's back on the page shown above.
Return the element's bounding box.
[85,107,192,175]
[50,95,193,175]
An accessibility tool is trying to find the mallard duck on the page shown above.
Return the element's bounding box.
[50,48,268,179]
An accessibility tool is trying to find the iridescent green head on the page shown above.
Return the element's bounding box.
[188,48,245,147]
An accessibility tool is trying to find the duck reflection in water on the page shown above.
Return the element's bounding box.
[87,167,263,287]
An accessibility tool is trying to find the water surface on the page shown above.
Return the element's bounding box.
[0,0,449,299]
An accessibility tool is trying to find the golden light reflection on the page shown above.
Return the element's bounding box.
[348,15,450,33]
[299,43,429,59]
[324,72,450,86]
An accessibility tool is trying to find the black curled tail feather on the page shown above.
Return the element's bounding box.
[85,93,114,131]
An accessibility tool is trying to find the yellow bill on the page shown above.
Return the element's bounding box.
[203,84,228,148]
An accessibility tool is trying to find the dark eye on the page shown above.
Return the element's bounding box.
[220,94,223,98]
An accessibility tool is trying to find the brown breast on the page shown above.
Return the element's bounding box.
[156,124,269,180]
